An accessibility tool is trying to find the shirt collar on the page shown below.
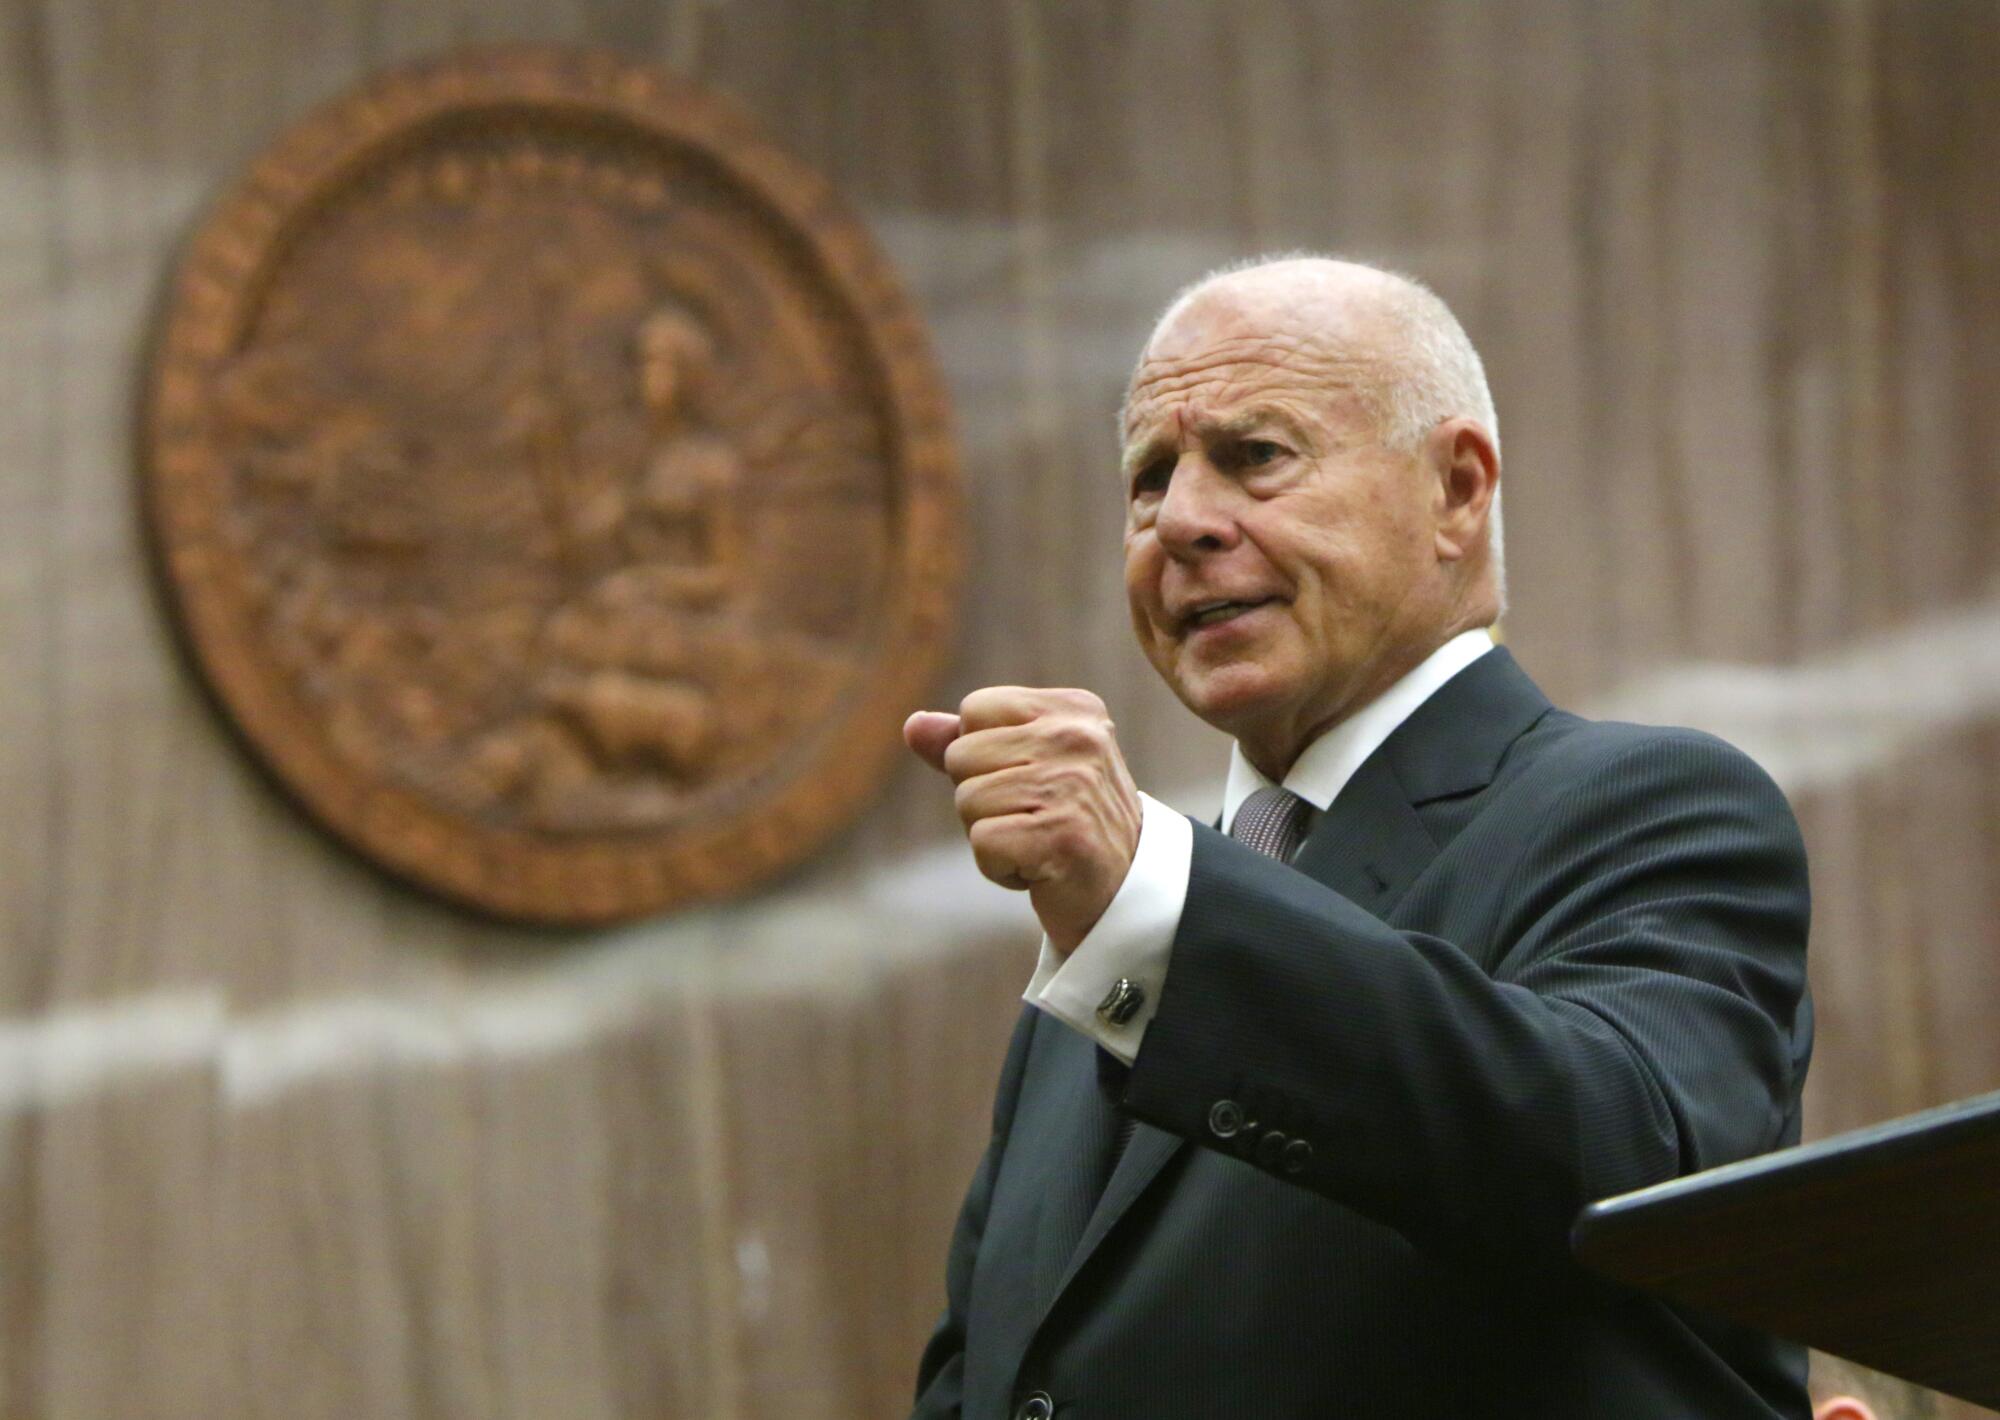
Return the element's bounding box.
[1220,629,1496,833]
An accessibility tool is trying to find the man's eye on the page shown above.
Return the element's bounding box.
[1240,439,1284,466]
[1132,459,1173,497]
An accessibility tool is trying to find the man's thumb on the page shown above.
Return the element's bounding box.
[903,711,962,773]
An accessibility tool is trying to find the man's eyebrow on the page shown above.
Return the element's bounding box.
[1119,429,1174,480]
[1207,406,1312,445]
[1119,403,1319,481]
[1121,405,1310,464]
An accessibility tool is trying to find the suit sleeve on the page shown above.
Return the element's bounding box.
[1120,731,1811,1278]
[911,1005,1039,1418]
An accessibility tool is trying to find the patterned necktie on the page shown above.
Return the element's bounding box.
[1232,784,1313,862]
[1101,783,1315,1191]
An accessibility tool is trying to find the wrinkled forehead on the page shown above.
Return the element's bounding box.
[1121,295,1384,443]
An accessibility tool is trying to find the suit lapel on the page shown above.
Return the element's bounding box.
[1025,1031,1127,1317]
[1290,750,1438,915]
[1292,646,1553,913]
[1046,1121,1181,1316]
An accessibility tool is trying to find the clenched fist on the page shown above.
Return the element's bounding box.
[905,687,1143,955]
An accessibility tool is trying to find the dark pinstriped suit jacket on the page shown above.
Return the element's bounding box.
[912,648,1814,1419]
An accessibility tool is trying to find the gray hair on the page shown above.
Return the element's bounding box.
[1135,253,1506,606]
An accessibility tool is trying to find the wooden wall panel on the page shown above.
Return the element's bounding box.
[1,0,1996,1416]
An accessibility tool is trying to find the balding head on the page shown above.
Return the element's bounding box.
[1141,257,1499,450]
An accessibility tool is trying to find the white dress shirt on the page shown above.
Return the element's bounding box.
[1024,629,1495,1063]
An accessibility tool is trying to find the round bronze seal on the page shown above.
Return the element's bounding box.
[145,47,961,923]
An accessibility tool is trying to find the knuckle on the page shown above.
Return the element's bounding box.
[957,688,997,727]
[961,685,1030,730]
[1050,718,1095,755]
[967,824,1014,873]
[967,815,1005,850]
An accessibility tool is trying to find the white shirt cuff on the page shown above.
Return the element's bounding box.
[1023,791,1193,1064]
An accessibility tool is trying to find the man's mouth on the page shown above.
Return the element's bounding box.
[1180,598,1277,633]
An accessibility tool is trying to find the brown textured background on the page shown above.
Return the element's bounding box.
[1,0,1995,1415]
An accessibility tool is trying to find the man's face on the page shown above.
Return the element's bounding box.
[1120,288,1447,769]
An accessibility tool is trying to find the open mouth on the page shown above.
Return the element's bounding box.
[1181,598,1276,633]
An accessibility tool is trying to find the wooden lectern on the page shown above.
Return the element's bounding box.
[1573,1088,2000,1410]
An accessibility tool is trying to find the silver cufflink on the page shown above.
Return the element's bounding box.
[1096,977,1145,1027]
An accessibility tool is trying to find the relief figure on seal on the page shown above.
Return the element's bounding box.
[499,302,751,807]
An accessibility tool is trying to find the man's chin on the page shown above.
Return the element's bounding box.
[1170,665,1288,738]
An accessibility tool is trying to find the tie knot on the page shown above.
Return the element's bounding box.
[1231,785,1311,861]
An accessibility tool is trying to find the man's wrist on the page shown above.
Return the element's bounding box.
[1023,793,1193,1064]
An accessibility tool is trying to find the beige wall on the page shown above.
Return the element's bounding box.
[1,0,1996,1415]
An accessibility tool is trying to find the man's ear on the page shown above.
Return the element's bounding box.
[1813,1398,1877,1420]
[1425,417,1499,564]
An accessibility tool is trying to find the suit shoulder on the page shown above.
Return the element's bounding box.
[1483,712,1811,929]
[1507,710,1795,815]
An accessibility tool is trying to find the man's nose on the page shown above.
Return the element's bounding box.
[1154,459,1240,557]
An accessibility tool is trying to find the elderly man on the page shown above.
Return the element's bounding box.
[906,257,1813,1418]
